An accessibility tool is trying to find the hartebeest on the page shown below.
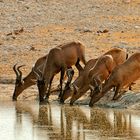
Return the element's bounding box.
[89,52,140,107]
[34,41,86,102]
[12,55,48,100]
[60,48,128,105]
[60,58,97,103]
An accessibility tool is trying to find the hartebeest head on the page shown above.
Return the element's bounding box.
[13,64,25,100]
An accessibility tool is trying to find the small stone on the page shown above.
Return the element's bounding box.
[102,29,109,33]
[83,29,92,33]
[97,29,109,33]
[123,0,131,3]
[6,32,12,36]
[30,46,36,51]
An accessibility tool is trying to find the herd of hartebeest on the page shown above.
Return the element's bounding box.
[13,41,140,107]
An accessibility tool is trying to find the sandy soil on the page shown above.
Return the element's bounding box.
[0,0,140,108]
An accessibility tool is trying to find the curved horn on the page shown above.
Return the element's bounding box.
[32,67,42,80]
[93,78,102,93]
[89,84,94,90]
[66,68,74,83]
[93,78,98,87]
[17,65,25,80]
[70,84,79,93]
[98,83,102,93]
[74,84,79,92]
[69,84,74,91]
[13,63,19,78]
[69,84,79,95]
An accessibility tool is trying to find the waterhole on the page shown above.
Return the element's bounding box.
[0,101,140,140]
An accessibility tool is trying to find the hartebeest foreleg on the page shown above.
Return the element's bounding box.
[65,68,74,87]
[45,75,54,100]
[58,67,66,98]
[75,59,84,75]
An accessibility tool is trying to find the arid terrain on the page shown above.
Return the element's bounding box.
[0,0,140,108]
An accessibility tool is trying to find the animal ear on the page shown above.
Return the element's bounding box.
[98,84,102,93]
[93,78,98,87]
[96,76,102,92]
[32,67,42,80]
[73,84,79,92]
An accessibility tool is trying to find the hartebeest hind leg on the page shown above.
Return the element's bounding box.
[75,59,84,75]
[45,75,54,100]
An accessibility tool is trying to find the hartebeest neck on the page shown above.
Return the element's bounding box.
[22,71,37,88]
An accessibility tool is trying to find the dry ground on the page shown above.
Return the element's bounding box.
[0,0,140,106]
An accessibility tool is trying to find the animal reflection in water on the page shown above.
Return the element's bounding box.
[15,102,139,140]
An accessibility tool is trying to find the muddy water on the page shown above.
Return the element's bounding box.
[0,101,140,140]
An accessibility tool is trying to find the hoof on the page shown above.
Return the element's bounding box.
[12,97,17,101]
[112,98,117,101]
[39,100,49,105]
[89,102,93,107]
[70,102,73,106]
[60,99,64,104]
[39,97,49,104]
[44,97,49,103]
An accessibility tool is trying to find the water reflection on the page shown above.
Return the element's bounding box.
[0,101,140,140]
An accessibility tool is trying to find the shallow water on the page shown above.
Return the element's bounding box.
[0,101,140,140]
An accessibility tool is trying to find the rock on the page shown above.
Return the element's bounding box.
[97,29,109,33]
[14,27,24,35]
[6,32,12,36]
[102,29,109,33]
[75,28,92,33]
[30,46,36,51]
[83,29,92,33]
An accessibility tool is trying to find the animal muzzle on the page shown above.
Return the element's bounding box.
[60,98,64,104]
[12,94,17,101]
[70,101,74,106]
[89,101,94,107]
